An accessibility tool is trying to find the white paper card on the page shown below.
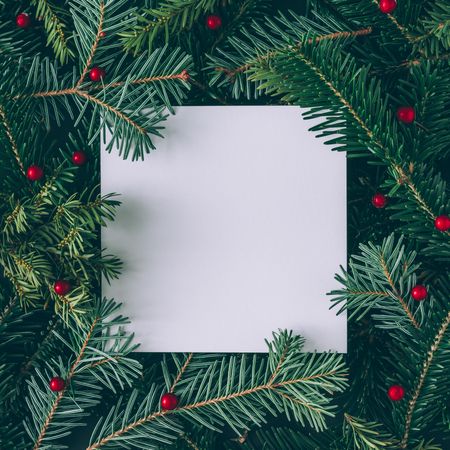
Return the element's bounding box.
[101,106,346,353]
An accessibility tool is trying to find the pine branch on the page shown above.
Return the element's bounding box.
[74,0,105,87]
[413,1,450,57]
[31,317,98,450]
[394,64,450,162]
[343,413,398,449]
[87,332,347,449]
[312,0,415,45]
[209,0,272,53]
[0,104,25,175]
[330,234,425,332]
[20,45,192,159]
[120,0,222,55]
[400,310,450,448]
[386,164,450,259]
[24,299,141,450]
[31,0,74,64]
[169,353,194,393]
[207,11,372,100]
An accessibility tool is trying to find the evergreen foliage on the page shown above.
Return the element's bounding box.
[0,0,448,449]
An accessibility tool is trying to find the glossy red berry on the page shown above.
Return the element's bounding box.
[54,280,71,296]
[372,193,387,209]
[396,106,415,124]
[26,165,44,181]
[379,0,397,14]
[16,13,31,28]
[89,67,106,82]
[72,150,87,166]
[49,376,65,392]
[411,285,427,301]
[434,215,450,232]
[161,393,178,410]
[387,384,404,401]
[206,14,222,30]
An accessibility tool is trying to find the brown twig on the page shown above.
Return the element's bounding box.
[75,1,105,88]
[170,353,193,393]
[268,343,289,385]
[25,72,190,137]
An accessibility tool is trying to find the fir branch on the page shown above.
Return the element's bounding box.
[19,318,60,377]
[21,46,192,159]
[24,300,141,450]
[31,0,74,64]
[387,164,450,258]
[392,165,436,223]
[32,316,98,450]
[213,27,373,80]
[89,373,342,449]
[344,413,398,449]
[170,353,193,393]
[368,0,413,44]
[400,310,450,448]
[88,332,347,449]
[75,0,105,87]
[77,89,147,135]
[30,71,191,98]
[378,249,419,329]
[0,104,25,174]
[120,0,221,54]
[181,433,201,450]
[330,235,424,332]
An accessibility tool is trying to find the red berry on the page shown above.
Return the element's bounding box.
[387,384,404,401]
[206,14,222,30]
[379,0,397,14]
[372,193,387,209]
[89,67,106,82]
[49,376,65,392]
[54,280,71,296]
[411,285,427,301]
[161,393,178,410]
[16,13,31,28]
[26,165,44,181]
[99,31,106,38]
[396,106,415,124]
[435,215,450,232]
[72,150,87,166]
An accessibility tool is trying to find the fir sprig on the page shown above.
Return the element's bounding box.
[330,234,424,332]
[24,299,141,450]
[120,0,222,54]
[31,0,74,64]
[87,332,347,449]
[22,46,192,159]
[343,414,398,449]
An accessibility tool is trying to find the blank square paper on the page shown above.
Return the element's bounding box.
[101,106,347,353]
